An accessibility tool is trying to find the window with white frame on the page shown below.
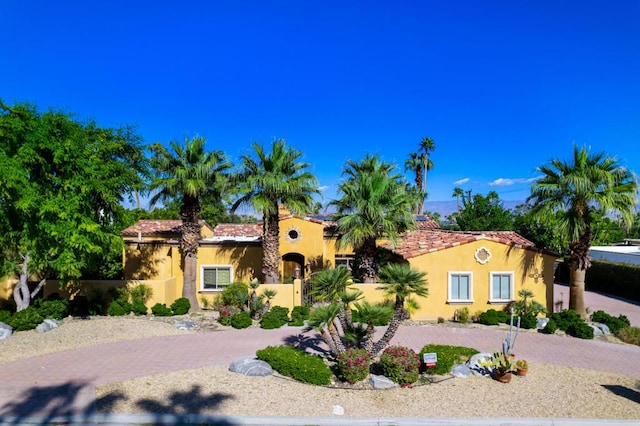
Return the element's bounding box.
[334,255,355,271]
[490,272,514,302]
[201,265,233,291]
[448,272,473,303]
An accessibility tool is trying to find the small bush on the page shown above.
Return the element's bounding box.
[151,303,173,317]
[379,345,421,385]
[256,345,332,385]
[35,299,69,320]
[0,310,12,324]
[231,311,252,329]
[567,321,594,339]
[170,297,191,315]
[107,301,132,317]
[419,344,479,375]
[549,310,582,332]
[591,310,631,334]
[542,318,557,334]
[260,306,289,329]
[478,309,500,326]
[519,313,537,330]
[456,307,470,323]
[216,305,236,326]
[221,282,249,309]
[131,300,148,316]
[290,306,310,326]
[9,307,43,331]
[616,326,640,346]
[129,283,153,304]
[337,348,370,384]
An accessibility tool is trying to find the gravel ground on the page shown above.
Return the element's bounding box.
[2,315,640,420]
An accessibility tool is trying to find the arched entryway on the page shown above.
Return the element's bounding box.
[282,252,305,282]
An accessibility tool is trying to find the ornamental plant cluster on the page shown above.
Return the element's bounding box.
[336,348,371,384]
[379,345,421,385]
[0,297,87,331]
[543,310,593,339]
[256,345,332,385]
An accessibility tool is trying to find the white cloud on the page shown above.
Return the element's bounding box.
[453,178,470,185]
[318,185,330,192]
[489,177,538,187]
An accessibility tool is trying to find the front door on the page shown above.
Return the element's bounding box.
[282,253,304,283]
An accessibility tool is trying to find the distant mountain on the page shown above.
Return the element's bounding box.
[423,200,525,218]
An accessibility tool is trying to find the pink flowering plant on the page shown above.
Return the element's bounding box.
[337,348,371,384]
[216,304,238,326]
[379,345,421,386]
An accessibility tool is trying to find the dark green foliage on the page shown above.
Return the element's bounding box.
[519,313,538,330]
[585,261,640,302]
[260,306,289,329]
[270,306,289,322]
[131,300,148,316]
[107,301,132,317]
[477,309,509,326]
[221,283,249,309]
[419,344,480,376]
[542,318,557,334]
[0,310,12,324]
[549,310,581,332]
[68,296,91,317]
[170,297,191,315]
[591,310,631,334]
[336,348,370,384]
[35,299,69,320]
[451,191,514,231]
[379,345,421,385]
[256,345,332,385]
[290,306,310,326]
[230,312,252,329]
[567,321,594,339]
[151,303,173,317]
[9,307,43,331]
[352,306,393,326]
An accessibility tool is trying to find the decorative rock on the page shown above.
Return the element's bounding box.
[229,358,273,377]
[537,317,549,330]
[370,375,398,389]
[589,323,603,336]
[173,319,196,331]
[451,363,471,378]
[332,405,345,415]
[466,352,493,377]
[595,323,611,335]
[36,319,59,333]
[0,322,12,340]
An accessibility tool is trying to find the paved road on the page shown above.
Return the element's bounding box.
[1,284,639,423]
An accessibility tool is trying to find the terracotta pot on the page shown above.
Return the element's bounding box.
[494,370,512,383]
[517,368,528,377]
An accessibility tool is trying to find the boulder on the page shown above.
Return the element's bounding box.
[173,319,196,331]
[0,322,12,340]
[595,323,611,335]
[370,375,398,389]
[36,319,60,333]
[589,323,603,336]
[537,317,549,330]
[229,358,273,376]
[466,352,493,377]
[451,363,471,378]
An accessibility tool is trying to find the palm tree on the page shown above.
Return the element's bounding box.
[304,303,345,356]
[528,145,638,318]
[232,138,319,284]
[370,263,429,357]
[452,187,464,211]
[418,137,436,212]
[149,136,232,311]
[330,154,418,283]
[353,301,393,354]
[405,151,424,214]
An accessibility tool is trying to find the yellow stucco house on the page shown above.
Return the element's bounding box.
[120,214,556,321]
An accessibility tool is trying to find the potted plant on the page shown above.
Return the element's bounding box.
[486,351,515,383]
[515,359,528,376]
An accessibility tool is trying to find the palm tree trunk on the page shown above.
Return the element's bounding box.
[415,168,423,215]
[179,197,201,312]
[359,238,379,283]
[262,209,280,284]
[369,297,404,357]
[568,229,592,319]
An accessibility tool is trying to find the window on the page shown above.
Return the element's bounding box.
[201,265,233,291]
[490,272,514,302]
[448,272,473,303]
[334,255,355,271]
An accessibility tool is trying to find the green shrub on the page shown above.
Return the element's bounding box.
[337,348,370,384]
[290,306,310,326]
[542,318,557,334]
[221,282,249,309]
[9,307,43,331]
[478,309,500,325]
[170,297,191,315]
[616,326,640,346]
[256,345,332,385]
[107,301,132,316]
[35,299,69,320]
[456,307,470,323]
[131,300,148,316]
[231,311,252,329]
[260,306,289,329]
[352,304,393,326]
[379,345,421,385]
[567,321,594,339]
[549,310,582,332]
[591,310,631,334]
[217,305,236,326]
[129,283,153,304]
[519,313,537,330]
[419,344,479,375]
[0,310,12,324]
[151,303,173,317]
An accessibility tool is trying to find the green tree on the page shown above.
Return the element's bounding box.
[232,138,319,284]
[149,136,232,310]
[0,101,146,310]
[452,191,514,231]
[330,154,418,283]
[404,151,424,214]
[528,145,638,318]
[452,187,465,211]
[513,203,565,254]
[417,137,436,214]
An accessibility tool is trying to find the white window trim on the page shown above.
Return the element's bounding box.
[489,271,514,303]
[200,264,234,292]
[447,271,474,304]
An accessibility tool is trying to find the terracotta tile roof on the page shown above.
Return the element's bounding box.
[385,229,538,260]
[415,215,440,230]
[121,220,212,237]
[213,223,262,238]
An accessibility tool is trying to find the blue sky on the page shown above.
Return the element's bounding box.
[2,1,639,210]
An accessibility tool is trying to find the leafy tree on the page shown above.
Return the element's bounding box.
[451,191,514,231]
[513,203,565,254]
[330,154,418,283]
[0,101,146,310]
[149,136,232,310]
[232,138,319,284]
[528,145,638,318]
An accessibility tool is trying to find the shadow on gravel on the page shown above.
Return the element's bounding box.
[602,384,640,404]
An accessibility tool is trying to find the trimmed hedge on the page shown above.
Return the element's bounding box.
[230,312,252,329]
[260,306,290,329]
[9,306,43,331]
[477,309,510,326]
[256,345,332,385]
[170,298,191,315]
[419,344,479,375]
[151,303,173,316]
[556,260,640,303]
[290,306,310,326]
[591,310,631,334]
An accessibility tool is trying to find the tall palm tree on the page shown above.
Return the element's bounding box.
[528,145,638,318]
[418,137,436,212]
[404,151,424,214]
[452,187,464,211]
[330,154,418,283]
[149,136,232,311]
[232,138,319,284]
[370,263,429,356]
